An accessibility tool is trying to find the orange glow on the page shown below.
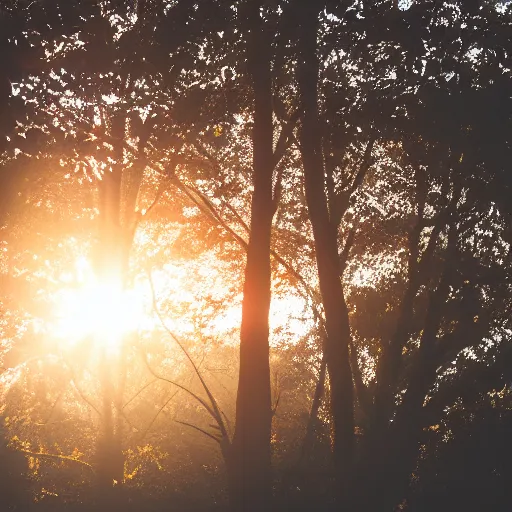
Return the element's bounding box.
[49,254,311,356]
[53,257,149,353]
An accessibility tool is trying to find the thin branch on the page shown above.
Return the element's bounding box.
[191,140,224,173]
[349,339,371,417]
[139,389,180,441]
[394,223,460,430]
[423,346,512,423]
[271,371,281,418]
[374,180,460,418]
[174,158,323,309]
[272,160,287,214]
[348,136,376,197]
[59,354,102,417]
[175,179,248,251]
[271,391,281,418]
[142,172,174,219]
[416,211,448,281]
[40,392,63,426]
[175,420,221,444]
[142,355,217,422]
[339,228,355,275]
[224,202,251,235]
[325,151,337,217]
[273,108,301,167]
[418,223,459,356]
[331,136,376,227]
[122,378,158,410]
[18,450,94,471]
[147,271,229,440]
[221,410,233,439]
[434,315,487,370]
[298,353,327,465]
[117,407,141,433]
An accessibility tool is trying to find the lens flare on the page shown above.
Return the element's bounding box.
[53,258,146,353]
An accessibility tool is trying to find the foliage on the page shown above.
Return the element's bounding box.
[0,0,512,510]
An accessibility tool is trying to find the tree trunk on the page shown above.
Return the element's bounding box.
[297,2,355,499]
[94,112,128,504]
[231,3,275,511]
[299,354,326,465]
[96,351,124,492]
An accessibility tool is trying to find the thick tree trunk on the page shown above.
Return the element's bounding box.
[231,4,275,511]
[297,2,355,502]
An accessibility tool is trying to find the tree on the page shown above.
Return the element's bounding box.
[1,1,512,511]
[229,3,274,509]
[292,0,512,509]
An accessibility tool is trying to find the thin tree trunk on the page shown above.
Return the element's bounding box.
[231,3,275,511]
[299,354,326,465]
[297,2,355,502]
[94,112,127,504]
[355,219,459,512]
[97,351,124,489]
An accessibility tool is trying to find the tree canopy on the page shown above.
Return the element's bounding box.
[1,1,512,511]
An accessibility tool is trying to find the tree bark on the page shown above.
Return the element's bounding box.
[231,3,275,511]
[297,1,355,500]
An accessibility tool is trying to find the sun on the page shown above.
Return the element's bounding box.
[52,257,148,353]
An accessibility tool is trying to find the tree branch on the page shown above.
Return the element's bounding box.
[65,363,102,418]
[147,272,230,441]
[298,353,326,465]
[175,420,221,444]
[331,136,376,228]
[138,389,180,441]
[122,378,158,410]
[423,344,512,424]
[273,108,300,168]
[349,339,371,418]
[339,228,355,275]
[18,450,94,471]
[142,355,218,422]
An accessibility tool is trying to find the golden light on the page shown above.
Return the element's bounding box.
[49,254,313,356]
[53,257,148,353]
